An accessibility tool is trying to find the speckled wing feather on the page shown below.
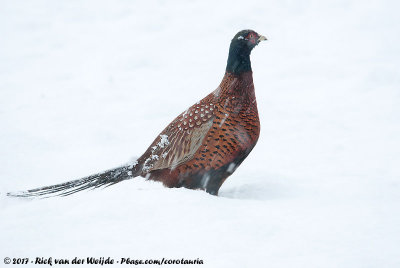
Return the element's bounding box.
[139,101,216,173]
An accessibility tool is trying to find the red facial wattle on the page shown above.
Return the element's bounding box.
[248,33,257,44]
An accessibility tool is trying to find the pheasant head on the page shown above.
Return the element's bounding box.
[226,30,267,75]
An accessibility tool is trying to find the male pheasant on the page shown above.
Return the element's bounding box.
[8,30,266,197]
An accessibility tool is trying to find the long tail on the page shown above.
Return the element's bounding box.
[7,165,139,198]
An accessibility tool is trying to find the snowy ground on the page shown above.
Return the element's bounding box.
[1,0,400,267]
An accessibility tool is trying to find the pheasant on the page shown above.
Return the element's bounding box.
[8,30,267,198]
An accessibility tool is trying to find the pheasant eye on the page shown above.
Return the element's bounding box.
[247,33,257,44]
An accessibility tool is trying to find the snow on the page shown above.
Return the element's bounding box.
[127,157,138,169]
[157,135,170,149]
[1,0,400,267]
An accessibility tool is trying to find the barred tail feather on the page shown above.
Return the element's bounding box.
[7,165,138,198]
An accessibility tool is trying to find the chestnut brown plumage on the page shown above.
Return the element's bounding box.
[8,29,266,198]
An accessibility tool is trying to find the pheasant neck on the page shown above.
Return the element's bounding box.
[218,71,256,102]
[225,45,252,75]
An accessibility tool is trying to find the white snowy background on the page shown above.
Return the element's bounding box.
[1,0,399,267]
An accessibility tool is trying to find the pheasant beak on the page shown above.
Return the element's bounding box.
[258,35,267,42]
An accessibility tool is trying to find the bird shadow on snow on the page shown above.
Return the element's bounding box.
[219,174,295,201]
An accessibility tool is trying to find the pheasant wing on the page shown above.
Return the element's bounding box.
[140,102,216,172]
